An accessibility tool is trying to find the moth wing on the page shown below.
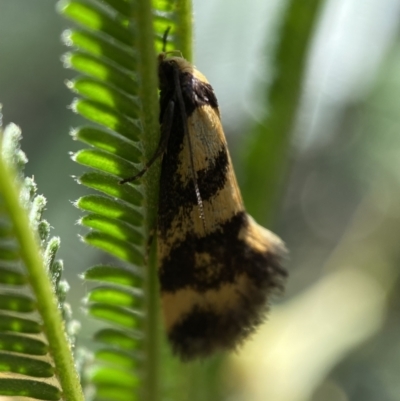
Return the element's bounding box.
[178,105,244,235]
[158,105,287,359]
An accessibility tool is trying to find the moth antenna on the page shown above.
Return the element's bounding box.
[162,27,171,53]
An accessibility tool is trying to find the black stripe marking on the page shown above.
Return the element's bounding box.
[159,212,285,292]
[158,147,229,237]
[181,73,218,116]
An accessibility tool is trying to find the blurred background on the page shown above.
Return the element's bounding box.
[1,0,400,400]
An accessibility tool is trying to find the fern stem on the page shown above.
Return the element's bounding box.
[242,0,325,224]
[0,158,84,401]
[176,0,193,61]
[135,1,160,168]
[134,1,161,400]
[144,241,161,400]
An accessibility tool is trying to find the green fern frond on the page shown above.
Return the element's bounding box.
[0,123,83,401]
[60,0,192,400]
[242,0,325,223]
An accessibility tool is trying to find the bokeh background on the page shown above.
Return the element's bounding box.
[1,1,400,400]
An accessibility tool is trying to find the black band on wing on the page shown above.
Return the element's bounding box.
[158,147,229,237]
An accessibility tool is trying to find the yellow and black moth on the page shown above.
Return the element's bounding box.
[122,43,287,361]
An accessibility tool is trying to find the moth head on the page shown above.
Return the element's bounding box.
[158,54,209,91]
[158,27,208,87]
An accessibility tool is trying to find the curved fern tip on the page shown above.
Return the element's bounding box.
[77,234,86,243]
[61,53,72,69]
[70,128,78,138]
[29,194,47,224]
[70,152,78,162]
[65,79,74,90]
[69,98,79,113]
[61,29,73,46]
[70,199,79,208]
[45,236,61,252]
[55,0,70,15]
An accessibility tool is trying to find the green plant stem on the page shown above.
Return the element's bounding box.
[176,0,193,61]
[144,240,160,400]
[242,0,325,224]
[0,157,84,401]
[135,1,161,401]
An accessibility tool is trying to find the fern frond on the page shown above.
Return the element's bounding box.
[60,0,192,400]
[0,123,83,401]
[242,0,325,223]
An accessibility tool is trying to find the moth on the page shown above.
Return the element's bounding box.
[121,37,287,361]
